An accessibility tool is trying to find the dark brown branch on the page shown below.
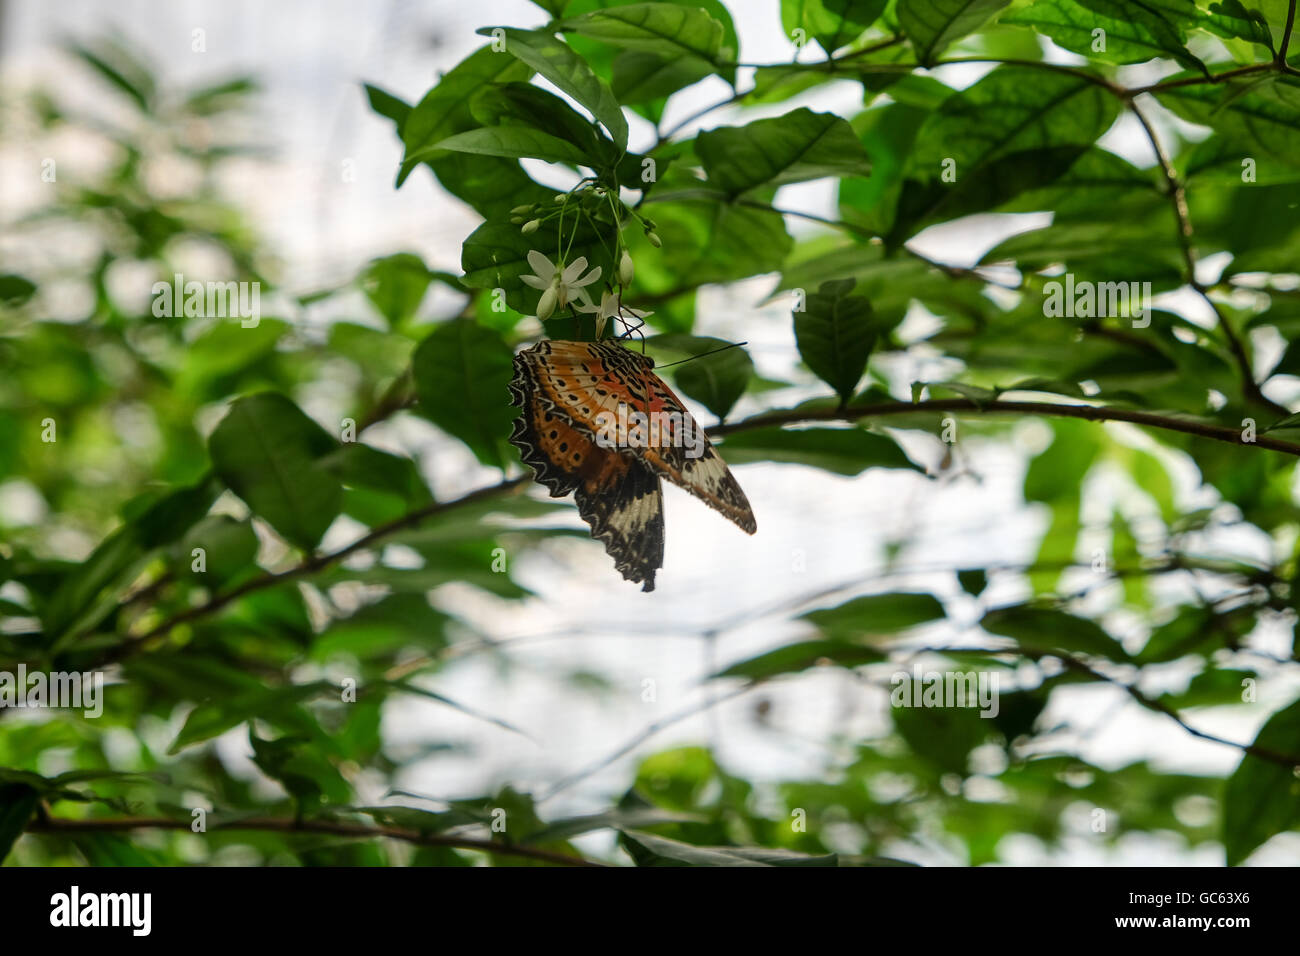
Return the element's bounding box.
[86,397,1300,667]
[710,397,1300,455]
[1279,0,1297,64]
[27,814,608,867]
[916,646,1300,769]
[98,476,529,664]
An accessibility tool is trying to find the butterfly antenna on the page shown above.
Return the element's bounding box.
[653,340,749,369]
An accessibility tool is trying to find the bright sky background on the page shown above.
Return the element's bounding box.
[3,0,1298,865]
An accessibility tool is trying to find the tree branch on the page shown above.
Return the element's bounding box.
[26,814,609,867]
[80,396,1300,667]
[1118,97,1286,417]
[916,646,1300,769]
[711,397,1300,455]
[97,476,529,665]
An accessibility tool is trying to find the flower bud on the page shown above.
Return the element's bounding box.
[646,231,662,248]
[510,204,534,216]
[536,285,558,320]
[521,219,540,235]
[618,249,635,285]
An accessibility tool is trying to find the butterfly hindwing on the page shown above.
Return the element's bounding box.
[575,459,664,592]
[509,339,755,589]
[510,344,666,590]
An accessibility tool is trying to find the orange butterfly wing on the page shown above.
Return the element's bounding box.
[517,340,756,534]
[509,345,664,590]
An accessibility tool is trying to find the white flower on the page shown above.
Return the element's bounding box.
[576,289,652,338]
[521,250,602,320]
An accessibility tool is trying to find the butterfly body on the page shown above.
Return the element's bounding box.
[509,339,755,591]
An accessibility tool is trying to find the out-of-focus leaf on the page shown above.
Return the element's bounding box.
[719,426,921,475]
[620,829,838,866]
[208,393,342,550]
[168,681,333,754]
[803,592,946,637]
[411,319,516,469]
[1223,697,1300,865]
[0,784,40,862]
[981,605,1131,661]
[361,253,433,328]
[711,639,885,680]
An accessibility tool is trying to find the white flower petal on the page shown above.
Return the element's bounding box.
[526,249,555,278]
[561,256,589,283]
[572,265,602,287]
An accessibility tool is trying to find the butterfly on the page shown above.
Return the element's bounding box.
[508,339,756,591]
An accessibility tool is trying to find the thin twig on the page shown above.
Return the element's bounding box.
[27,814,609,867]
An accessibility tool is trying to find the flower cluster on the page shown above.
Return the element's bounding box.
[512,187,658,338]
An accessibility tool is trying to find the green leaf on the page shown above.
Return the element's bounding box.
[1003,0,1206,71]
[361,253,432,328]
[893,685,993,774]
[1223,697,1300,865]
[611,49,713,104]
[1156,74,1300,172]
[562,4,726,64]
[1200,0,1275,50]
[719,426,921,476]
[461,217,614,315]
[711,639,885,680]
[980,218,1186,284]
[321,443,431,506]
[981,606,1130,661]
[899,0,1013,64]
[68,40,156,112]
[398,45,533,186]
[0,784,39,862]
[208,393,343,550]
[892,66,1120,239]
[1160,668,1256,709]
[794,278,876,403]
[637,190,793,286]
[411,320,516,469]
[781,0,888,55]
[647,334,754,421]
[75,833,165,866]
[0,274,37,305]
[804,591,946,637]
[1024,419,1102,503]
[311,593,448,662]
[364,83,412,136]
[426,126,592,166]
[469,82,609,159]
[481,28,628,150]
[169,681,333,754]
[44,478,218,640]
[179,515,259,584]
[620,830,838,866]
[697,108,872,196]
